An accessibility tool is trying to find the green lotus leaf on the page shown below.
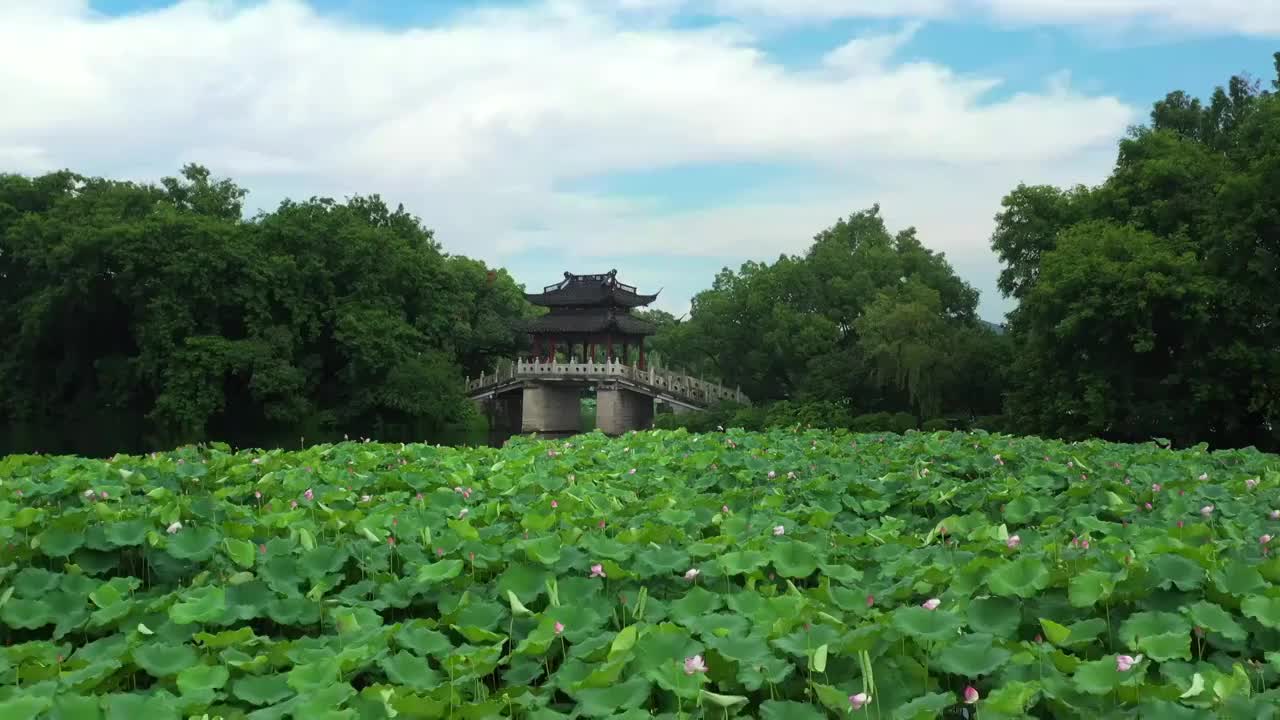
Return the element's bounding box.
[1150,554,1205,591]
[176,663,229,695]
[701,689,749,708]
[48,693,104,720]
[231,674,294,706]
[1120,611,1190,647]
[523,536,563,565]
[165,526,220,560]
[967,596,1021,637]
[986,557,1051,597]
[1138,631,1191,661]
[102,692,180,720]
[892,607,964,642]
[14,567,62,598]
[1073,658,1127,695]
[719,550,769,575]
[708,632,774,665]
[891,692,954,719]
[132,643,198,677]
[1068,570,1115,607]
[933,632,1011,676]
[668,586,724,626]
[1,597,53,629]
[103,520,149,547]
[0,695,53,720]
[193,626,257,649]
[1184,601,1247,641]
[759,700,827,720]
[39,526,85,557]
[379,651,443,691]
[983,680,1042,715]
[1213,564,1267,597]
[1241,595,1280,629]
[298,546,349,579]
[224,538,256,568]
[634,545,690,577]
[570,676,651,717]
[415,559,464,584]
[395,622,453,657]
[169,586,226,625]
[772,624,842,658]
[287,657,342,692]
[769,540,819,578]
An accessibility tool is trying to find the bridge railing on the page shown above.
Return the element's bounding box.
[466,358,747,407]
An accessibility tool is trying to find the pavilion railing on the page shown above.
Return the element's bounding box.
[465,357,747,408]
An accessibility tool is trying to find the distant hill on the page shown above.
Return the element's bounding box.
[980,319,1007,335]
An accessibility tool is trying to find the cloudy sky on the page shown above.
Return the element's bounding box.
[2,1,1277,321]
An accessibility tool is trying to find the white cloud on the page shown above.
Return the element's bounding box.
[651,0,1280,35]
[0,0,1139,320]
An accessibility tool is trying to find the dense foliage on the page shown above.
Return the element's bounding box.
[649,207,1009,422]
[990,53,1280,451]
[0,165,530,456]
[3,430,1280,718]
[657,52,1280,452]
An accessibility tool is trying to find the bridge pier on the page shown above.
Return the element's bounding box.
[521,384,582,435]
[597,383,654,435]
[475,391,523,443]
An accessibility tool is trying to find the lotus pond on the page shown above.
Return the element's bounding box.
[2,429,1280,718]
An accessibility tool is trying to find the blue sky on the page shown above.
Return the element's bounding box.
[5,0,1278,321]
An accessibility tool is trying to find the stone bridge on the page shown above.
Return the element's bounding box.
[466,358,747,436]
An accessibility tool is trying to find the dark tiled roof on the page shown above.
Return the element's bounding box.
[524,270,659,308]
[521,308,657,336]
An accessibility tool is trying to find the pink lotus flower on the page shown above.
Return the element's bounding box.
[1272,510,1280,520]
[415,493,424,501]
[554,621,564,634]
[1198,473,1208,481]
[628,468,636,475]
[721,505,729,513]
[1247,478,1260,490]
[304,488,314,501]
[866,595,875,607]
[683,655,707,675]
[1200,505,1214,517]
[259,544,266,554]
[1152,483,1161,492]
[1261,535,1272,545]
[100,491,108,499]
[254,491,262,499]
[290,500,298,509]
[1177,520,1184,528]
[922,598,941,610]
[963,686,979,704]
[166,521,183,534]
[590,563,606,578]
[773,525,785,536]
[1006,535,1021,549]
[1081,539,1090,550]
[848,692,871,710]
[768,470,776,479]
[1115,654,1143,672]
[598,520,606,529]
[1144,502,1153,511]
[551,499,558,509]
[683,568,700,581]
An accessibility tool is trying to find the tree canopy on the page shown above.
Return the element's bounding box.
[995,52,1280,450]
[0,164,529,455]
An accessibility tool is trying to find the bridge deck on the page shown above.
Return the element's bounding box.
[466,358,746,410]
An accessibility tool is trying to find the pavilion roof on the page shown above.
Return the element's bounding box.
[521,307,657,336]
[524,270,659,308]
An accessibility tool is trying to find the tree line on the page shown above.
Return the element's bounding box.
[0,165,531,455]
[654,52,1280,452]
[3,53,1277,455]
